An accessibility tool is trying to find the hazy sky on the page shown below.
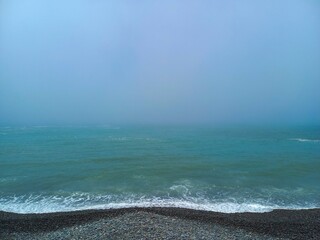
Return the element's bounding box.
[1,0,319,126]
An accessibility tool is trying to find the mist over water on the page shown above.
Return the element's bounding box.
[1,0,320,126]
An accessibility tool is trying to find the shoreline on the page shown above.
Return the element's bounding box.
[1,207,320,239]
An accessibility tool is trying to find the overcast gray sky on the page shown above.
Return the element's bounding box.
[1,0,319,126]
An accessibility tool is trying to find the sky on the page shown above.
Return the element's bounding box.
[0,0,319,126]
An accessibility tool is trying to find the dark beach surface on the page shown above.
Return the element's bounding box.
[1,207,319,240]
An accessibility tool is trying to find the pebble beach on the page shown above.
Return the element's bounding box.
[1,207,319,240]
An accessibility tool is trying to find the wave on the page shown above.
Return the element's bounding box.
[107,137,159,142]
[290,138,320,143]
[0,177,18,183]
[0,193,317,214]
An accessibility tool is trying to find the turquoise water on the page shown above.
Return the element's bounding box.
[0,126,319,213]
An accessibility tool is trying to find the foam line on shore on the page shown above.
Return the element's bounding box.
[1,195,317,214]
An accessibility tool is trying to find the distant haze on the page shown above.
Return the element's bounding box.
[1,0,319,126]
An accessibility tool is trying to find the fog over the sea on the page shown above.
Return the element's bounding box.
[1,0,319,126]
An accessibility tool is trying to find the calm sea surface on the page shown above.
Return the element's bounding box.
[0,126,319,213]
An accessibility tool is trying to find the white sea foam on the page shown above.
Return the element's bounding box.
[290,138,320,143]
[0,193,317,214]
[0,177,17,183]
[169,185,190,194]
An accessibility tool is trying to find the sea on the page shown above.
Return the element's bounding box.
[0,126,319,214]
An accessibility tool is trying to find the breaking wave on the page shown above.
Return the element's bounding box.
[290,138,320,143]
[0,193,317,214]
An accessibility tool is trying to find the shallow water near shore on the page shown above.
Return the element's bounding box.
[0,126,319,213]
